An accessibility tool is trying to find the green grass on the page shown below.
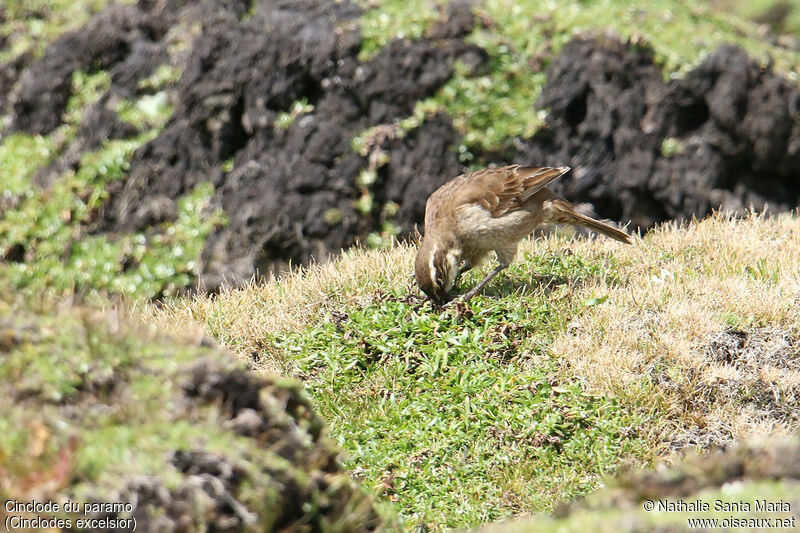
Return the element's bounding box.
[142,212,800,530]
[0,133,58,196]
[716,0,800,37]
[272,249,651,530]
[1,70,110,197]
[0,67,221,299]
[4,0,800,303]
[357,0,441,58]
[3,2,800,527]
[0,135,223,298]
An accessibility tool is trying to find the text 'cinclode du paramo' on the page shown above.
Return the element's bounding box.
[4,499,136,531]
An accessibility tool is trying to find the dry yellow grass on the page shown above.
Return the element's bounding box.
[143,211,800,445]
[545,210,800,445]
[142,242,421,374]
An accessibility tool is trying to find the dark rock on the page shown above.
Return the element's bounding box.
[76,0,485,289]
[9,2,177,134]
[68,0,481,289]
[516,39,800,230]
[13,0,800,294]
[428,1,476,40]
[381,113,464,231]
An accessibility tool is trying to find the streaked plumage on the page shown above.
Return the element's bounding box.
[415,165,631,303]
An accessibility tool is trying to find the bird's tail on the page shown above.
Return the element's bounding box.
[546,198,632,244]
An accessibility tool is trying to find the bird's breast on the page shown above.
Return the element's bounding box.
[453,203,545,251]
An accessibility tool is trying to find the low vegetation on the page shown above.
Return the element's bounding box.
[0,68,222,299]
[476,436,800,532]
[4,0,800,303]
[0,0,117,62]
[0,293,389,530]
[147,211,800,530]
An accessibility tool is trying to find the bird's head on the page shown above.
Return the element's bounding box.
[414,234,460,304]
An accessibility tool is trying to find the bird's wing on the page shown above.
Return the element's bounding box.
[441,165,571,218]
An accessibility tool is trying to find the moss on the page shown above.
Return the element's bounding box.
[274,98,315,131]
[64,70,111,124]
[356,0,440,59]
[136,64,182,92]
[0,133,57,196]
[0,132,224,298]
[661,137,685,158]
[116,91,175,130]
[0,66,219,299]
[0,70,108,197]
[0,295,392,530]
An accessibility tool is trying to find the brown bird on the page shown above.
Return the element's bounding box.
[414,165,631,304]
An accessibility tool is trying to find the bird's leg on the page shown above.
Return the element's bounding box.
[458,263,507,302]
[453,260,472,287]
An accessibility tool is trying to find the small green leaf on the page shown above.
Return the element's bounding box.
[584,295,609,307]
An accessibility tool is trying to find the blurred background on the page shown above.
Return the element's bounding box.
[2,0,800,299]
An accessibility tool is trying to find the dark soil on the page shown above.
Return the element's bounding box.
[6,0,480,289]
[516,37,800,230]
[8,0,184,135]
[4,1,800,289]
[701,328,800,424]
[186,0,480,287]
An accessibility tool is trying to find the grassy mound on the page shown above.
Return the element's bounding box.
[0,293,390,531]
[147,211,800,530]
